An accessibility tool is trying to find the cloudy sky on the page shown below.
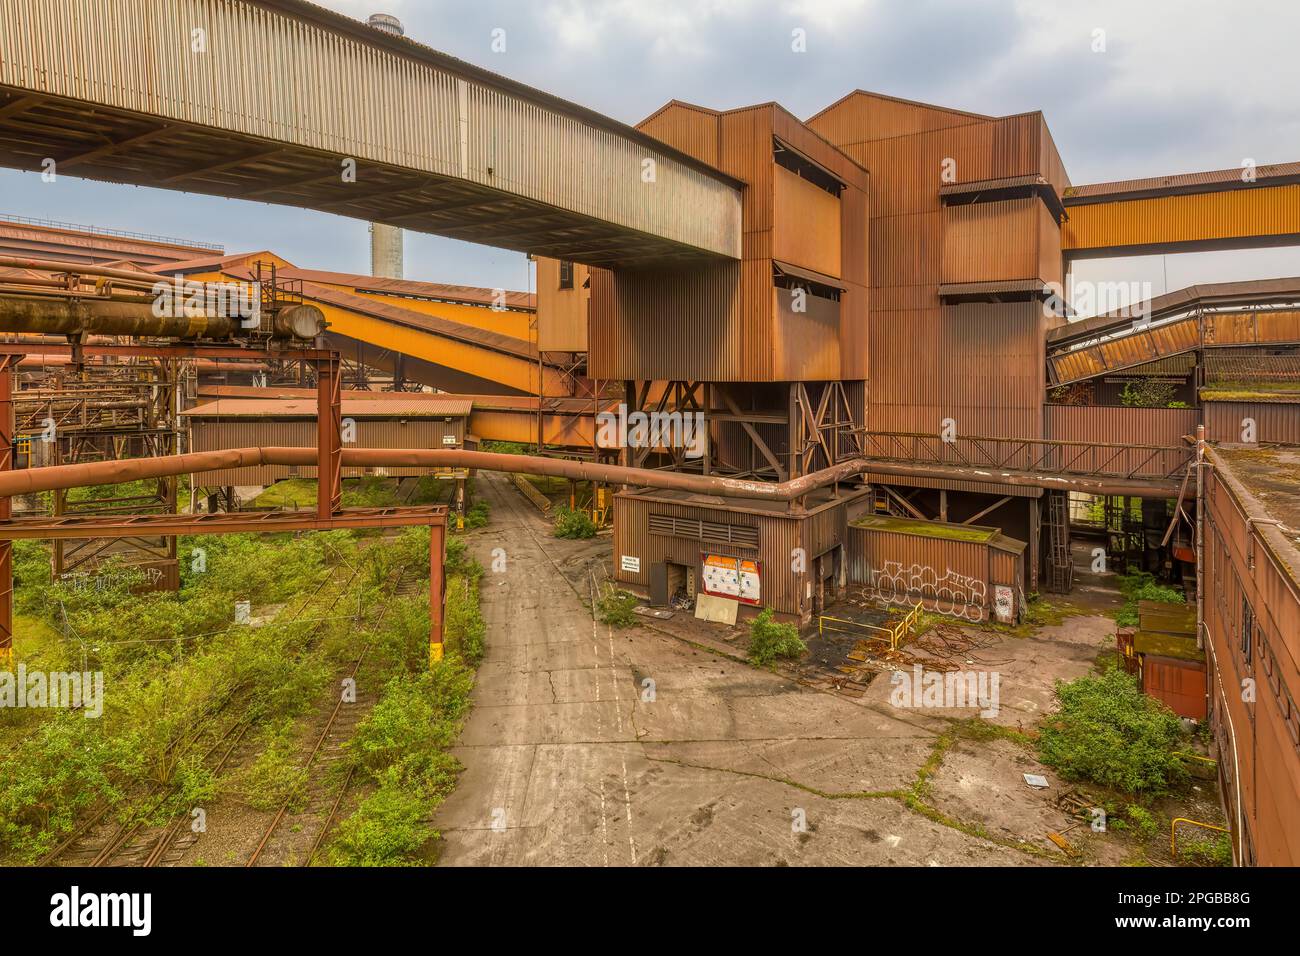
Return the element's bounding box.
[2,0,1297,304]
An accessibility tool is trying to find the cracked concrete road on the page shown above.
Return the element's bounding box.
[432,473,1069,866]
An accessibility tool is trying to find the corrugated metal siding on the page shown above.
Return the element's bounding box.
[1044,405,1198,473]
[941,198,1059,285]
[0,0,741,258]
[587,261,744,381]
[1049,316,1201,384]
[773,164,841,276]
[1203,453,1300,865]
[870,302,1045,440]
[535,256,589,352]
[1203,400,1300,444]
[1062,184,1300,254]
[772,288,840,381]
[845,524,1019,621]
[612,491,862,616]
[805,91,989,146]
[188,417,463,485]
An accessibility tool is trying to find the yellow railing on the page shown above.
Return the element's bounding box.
[1170,817,1230,858]
[819,601,923,652]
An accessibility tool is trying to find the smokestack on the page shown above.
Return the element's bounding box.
[366,14,405,279]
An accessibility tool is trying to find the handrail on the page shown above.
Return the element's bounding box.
[818,601,922,651]
[1170,817,1230,858]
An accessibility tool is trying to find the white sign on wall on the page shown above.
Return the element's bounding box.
[701,554,761,605]
[620,555,641,573]
[994,585,1015,624]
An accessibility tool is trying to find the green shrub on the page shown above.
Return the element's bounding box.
[231,732,310,813]
[330,663,474,866]
[1039,662,1188,795]
[747,608,806,666]
[597,586,638,627]
[1120,379,1177,408]
[445,572,486,665]
[1115,571,1184,628]
[1123,803,1161,840]
[553,506,597,539]
[0,714,126,861]
[326,770,433,866]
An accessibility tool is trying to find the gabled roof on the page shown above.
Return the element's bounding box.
[147,251,288,276]
[806,89,994,130]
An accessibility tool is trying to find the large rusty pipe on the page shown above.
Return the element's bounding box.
[0,294,327,340]
[0,294,241,338]
[0,447,1177,500]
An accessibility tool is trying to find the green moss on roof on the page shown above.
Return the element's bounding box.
[1133,631,1204,663]
[851,514,998,543]
[1201,382,1300,403]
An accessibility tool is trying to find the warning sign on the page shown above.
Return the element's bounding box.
[701,554,761,606]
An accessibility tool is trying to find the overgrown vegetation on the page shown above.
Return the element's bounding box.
[747,608,807,667]
[553,505,597,539]
[1175,829,1233,866]
[1038,662,1188,796]
[2,477,493,866]
[0,532,361,861]
[1114,569,1185,628]
[328,661,475,866]
[462,500,490,530]
[1119,378,1184,409]
[597,585,638,628]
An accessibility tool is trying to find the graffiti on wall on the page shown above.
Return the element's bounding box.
[859,561,987,622]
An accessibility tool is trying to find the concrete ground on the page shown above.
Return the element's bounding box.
[433,473,1121,866]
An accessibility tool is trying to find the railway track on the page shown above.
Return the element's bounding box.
[40,562,358,868]
[247,567,414,867]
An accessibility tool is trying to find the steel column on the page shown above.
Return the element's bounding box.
[316,356,342,518]
[429,520,445,663]
[0,354,13,668]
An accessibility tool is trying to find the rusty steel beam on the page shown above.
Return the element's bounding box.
[429,520,445,659]
[0,355,12,665]
[0,444,1183,502]
[0,505,448,541]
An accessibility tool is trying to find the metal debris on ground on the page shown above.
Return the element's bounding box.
[1023,773,1050,789]
[633,605,674,620]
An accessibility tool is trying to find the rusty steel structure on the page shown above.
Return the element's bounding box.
[1,2,1299,863]
[0,341,450,667]
[0,0,743,266]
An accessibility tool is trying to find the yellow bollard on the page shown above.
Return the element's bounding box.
[429,642,444,665]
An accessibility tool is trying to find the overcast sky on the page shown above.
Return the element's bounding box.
[1,0,1297,306]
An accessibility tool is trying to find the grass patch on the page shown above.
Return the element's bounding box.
[596,585,638,628]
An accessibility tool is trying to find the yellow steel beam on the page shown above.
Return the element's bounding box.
[311,302,563,395]
[1063,184,1300,258]
[468,407,596,447]
[319,287,534,343]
